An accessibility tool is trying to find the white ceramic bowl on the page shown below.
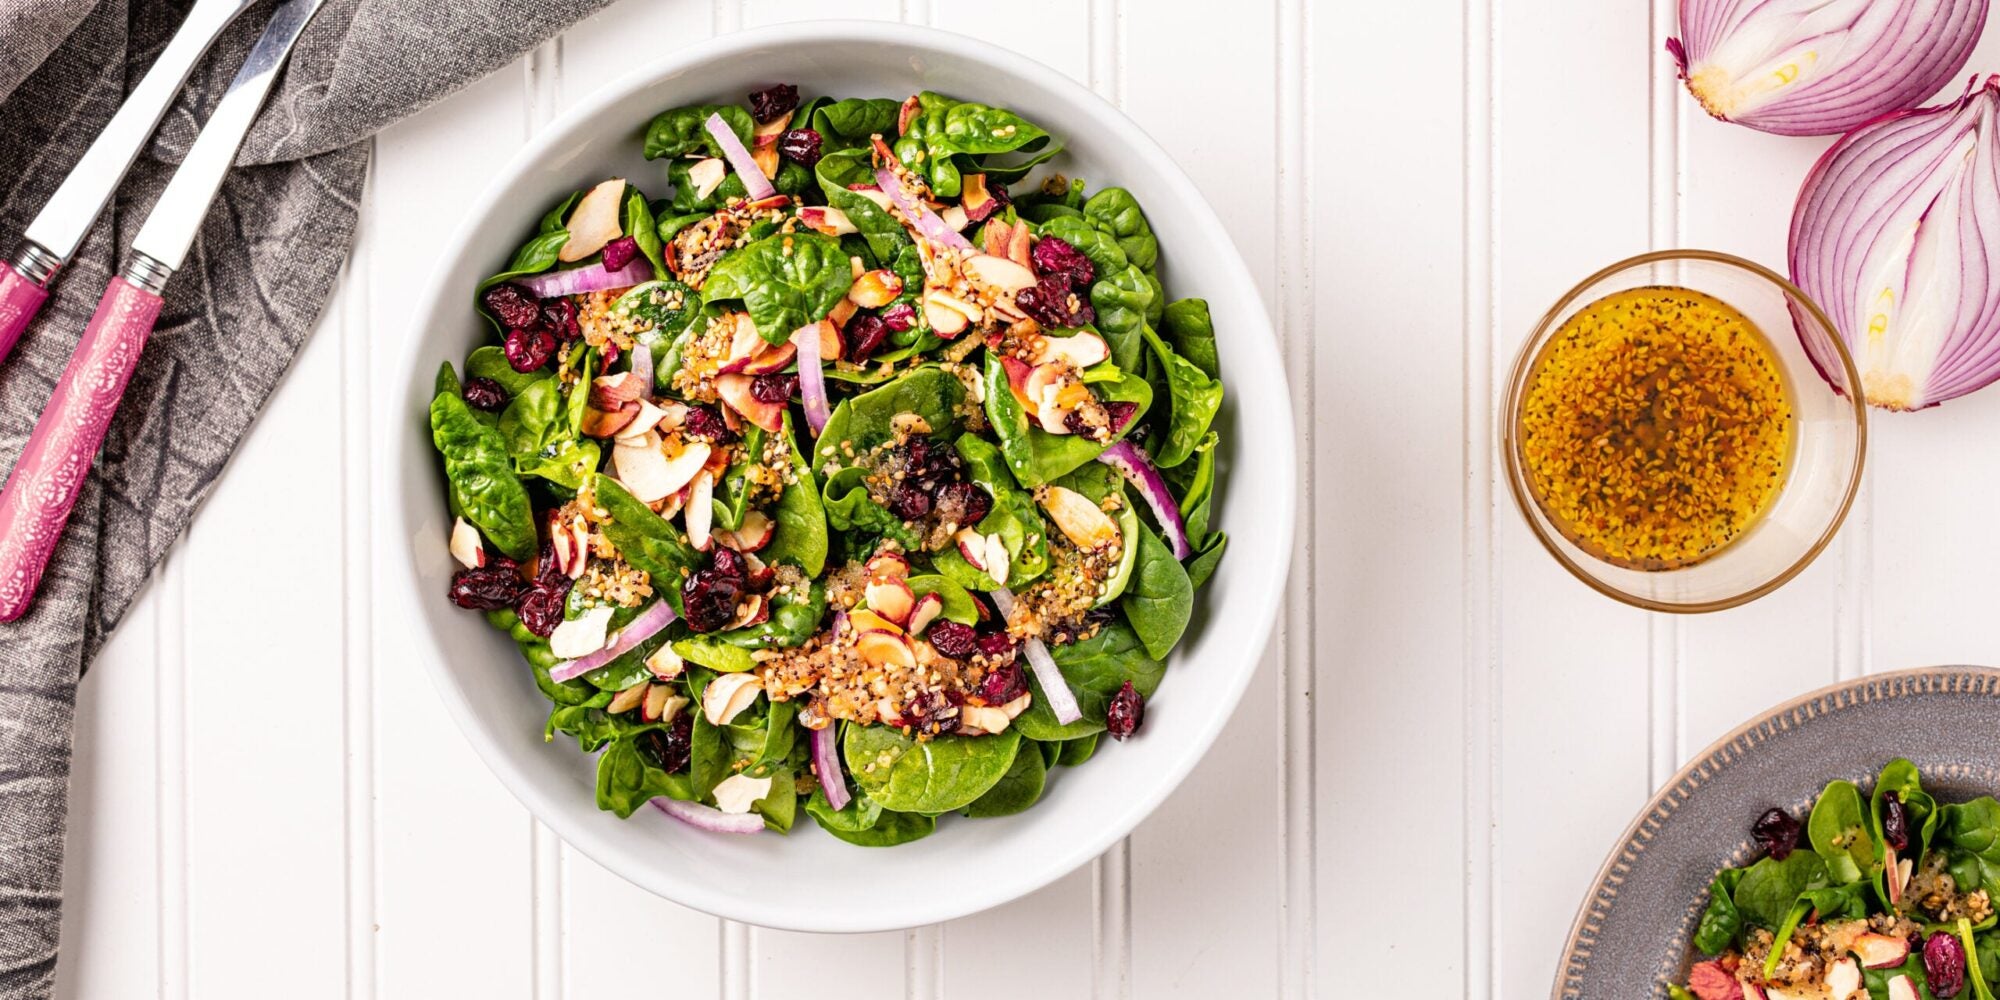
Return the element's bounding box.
[394,20,1295,932]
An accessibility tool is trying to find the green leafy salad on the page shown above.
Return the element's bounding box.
[1676,760,2000,1000]
[427,83,1228,842]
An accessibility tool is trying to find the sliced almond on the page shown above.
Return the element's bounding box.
[645,643,685,680]
[449,517,485,569]
[848,269,904,308]
[906,592,944,636]
[607,683,649,714]
[865,552,910,580]
[751,144,780,180]
[558,178,626,262]
[863,579,915,627]
[616,399,670,440]
[963,254,1037,295]
[798,206,857,237]
[1040,485,1120,550]
[954,528,987,570]
[712,773,772,814]
[958,704,1011,735]
[856,631,917,669]
[925,292,972,337]
[1036,331,1111,369]
[849,608,904,636]
[983,534,1011,585]
[939,205,969,232]
[999,692,1032,719]
[641,683,672,722]
[549,606,616,659]
[686,471,715,550]
[703,672,764,726]
[727,593,766,631]
[688,157,727,200]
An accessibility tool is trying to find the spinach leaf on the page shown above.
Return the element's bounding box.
[435,361,460,396]
[1161,298,1220,380]
[962,739,1046,818]
[977,140,1065,185]
[822,465,925,550]
[1731,851,1830,932]
[933,95,1050,155]
[430,387,536,559]
[1092,266,1155,369]
[844,725,1022,814]
[643,103,754,159]
[720,580,827,650]
[934,434,1051,591]
[467,345,553,398]
[623,184,667,279]
[810,367,968,476]
[1057,733,1100,767]
[595,735,693,818]
[1692,867,1747,954]
[1038,215,1128,279]
[750,765,798,833]
[981,354,1152,487]
[1082,187,1158,272]
[1186,532,1228,589]
[1014,622,1167,741]
[475,191,578,330]
[1862,955,1936,1000]
[673,635,758,673]
[499,374,599,490]
[1808,779,1876,885]
[657,210,707,243]
[1140,325,1224,469]
[1872,758,1940,907]
[1037,739,1062,769]
[804,786,936,847]
[703,232,855,344]
[594,475,703,613]
[908,573,979,625]
[816,148,914,263]
[1938,797,2000,900]
[712,423,767,533]
[810,98,902,149]
[488,609,599,706]
[666,155,810,214]
[1171,431,1221,543]
[1122,523,1193,659]
[760,417,829,576]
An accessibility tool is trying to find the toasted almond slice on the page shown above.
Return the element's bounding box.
[1040,485,1120,550]
[856,631,917,669]
[863,579,915,627]
[865,552,911,580]
[703,672,764,726]
[689,157,727,200]
[954,529,987,570]
[449,517,485,569]
[848,269,904,308]
[646,643,685,680]
[849,608,904,636]
[1036,331,1111,369]
[963,253,1036,295]
[641,683,672,722]
[983,534,1011,585]
[958,704,1011,735]
[727,594,766,631]
[751,144,780,180]
[712,773,773,814]
[616,399,670,440]
[999,692,1032,719]
[607,683,649,714]
[559,178,626,262]
[549,606,616,659]
[687,471,715,551]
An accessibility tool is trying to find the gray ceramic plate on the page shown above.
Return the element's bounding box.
[1553,665,2000,999]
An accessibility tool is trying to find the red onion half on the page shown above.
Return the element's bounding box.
[810,724,849,811]
[1790,75,2000,410]
[990,587,1080,725]
[517,257,652,299]
[704,112,776,201]
[652,797,764,834]
[1096,441,1191,558]
[1670,0,1987,136]
[793,323,831,434]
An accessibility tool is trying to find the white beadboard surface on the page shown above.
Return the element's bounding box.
[50,1,2000,997]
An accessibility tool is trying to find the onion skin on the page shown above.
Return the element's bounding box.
[1671,0,1988,136]
[1790,75,2000,411]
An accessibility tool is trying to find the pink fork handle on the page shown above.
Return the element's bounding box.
[0,276,161,622]
[0,263,51,366]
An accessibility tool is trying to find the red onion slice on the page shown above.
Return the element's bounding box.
[792,324,832,435]
[517,258,653,299]
[1790,75,2000,410]
[990,587,1080,725]
[1096,441,1191,559]
[1670,0,1988,136]
[869,140,972,250]
[810,724,850,811]
[549,599,678,683]
[652,797,764,834]
[705,112,776,201]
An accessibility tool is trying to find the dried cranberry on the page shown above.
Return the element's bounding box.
[708,547,747,582]
[889,483,933,520]
[977,662,1026,705]
[462,377,509,412]
[682,549,748,633]
[1105,681,1144,740]
[927,621,978,659]
[904,690,955,735]
[1062,409,1093,436]
[845,313,890,360]
[682,404,737,445]
[504,326,558,372]
[750,373,797,404]
[600,236,639,272]
[600,340,621,369]
[448,560,524,610]
[1031,236,1095,287]
[1014,276,1095,328]
[1883,791,1912,852]
[638,714,694,773]
[935,480,991,527]
[879,302,916,331]
[1927,932,1968,998]
[482,282,544,328]
[515,583,570,638]
[1105,400,1139,433]
[777,128,823,166]
[1752,807,1802,861]
[975,630,1016,658]
[541,297,581,342]
[747,84,799,123]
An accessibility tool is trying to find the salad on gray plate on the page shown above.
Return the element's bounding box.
[426,83,1228,844]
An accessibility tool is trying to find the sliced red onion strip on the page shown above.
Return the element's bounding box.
[1096,440,1191,559]
[1790,75,2000,410]
[705,112,776,201]
[810,724,850,811]
[549,599,678,683]
[990,587,1080,725]
[652,797,764,834]
[1670,0,1988,136]
[871,162,972,251]
[630,339,655,391]
[517,258,653,299]
[793,324,831,434]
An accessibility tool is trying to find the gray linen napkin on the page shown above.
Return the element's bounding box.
[0,0,613,993]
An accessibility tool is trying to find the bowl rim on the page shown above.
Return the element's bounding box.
[393,18,1296,931]
[1548,664,2000,999]
[1499,247,1869,614]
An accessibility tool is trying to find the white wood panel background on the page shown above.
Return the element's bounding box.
[47,1,2000,997]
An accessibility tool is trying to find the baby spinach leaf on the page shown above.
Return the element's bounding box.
[1140,325,1224,469]
[816,148,914,263]
[488,609,600,706]
[751,765,798,833]
[761,418,829,576]
[844,725,1022,814]
[1014,622,1167,741]
[474,191,578,330]
[644,103,754,159]
[1862,955,1937,1000]
[822,466,925,551]
[595,735,694,818]
[1808,779,1876,885]
[1692,867,1747,954]
[499,374,599,490]
[1169,431,1221,543]
[935,96,1050,155]
[1122,523,1193,660]
[712,423,767,533]
[435,361,460,396]
[1083,187,1158,272]
[622,184,667,279]
[1186,533,1228,590]
[962,739,1047,818]
[1162,298,1220,380]
[666,155,809,214]
[673,635,758,673]
[1872,758,1939,907]
[466,345,553,398]
[594,475,703,613]
[1057,733,1100,767]
[720,580,827,650]
[1038,214,1128,277]
[907,574,979,625]
[804,786,937,847]
[703,231,855,344]
[981,354,1153,487]
[811,97,902,149]
[431,389,536,560]
[1938,797,2000,900]
[814,367,969,472]
[978,140,1065,185]
[1731,851,1830,932]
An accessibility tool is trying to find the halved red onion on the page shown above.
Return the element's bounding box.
[793,323,831,434]
[1096,441,1191,558]
[810,724,850,812]
[517,258,653,299]
[871,155,972,250]
[630,340,655,391]
[1669,0,1987,136]
[652,797,764,834]
[549,599,679,683]
[990,587,1080,725]
[704,112,776,201]
[1790,75,2000,410]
